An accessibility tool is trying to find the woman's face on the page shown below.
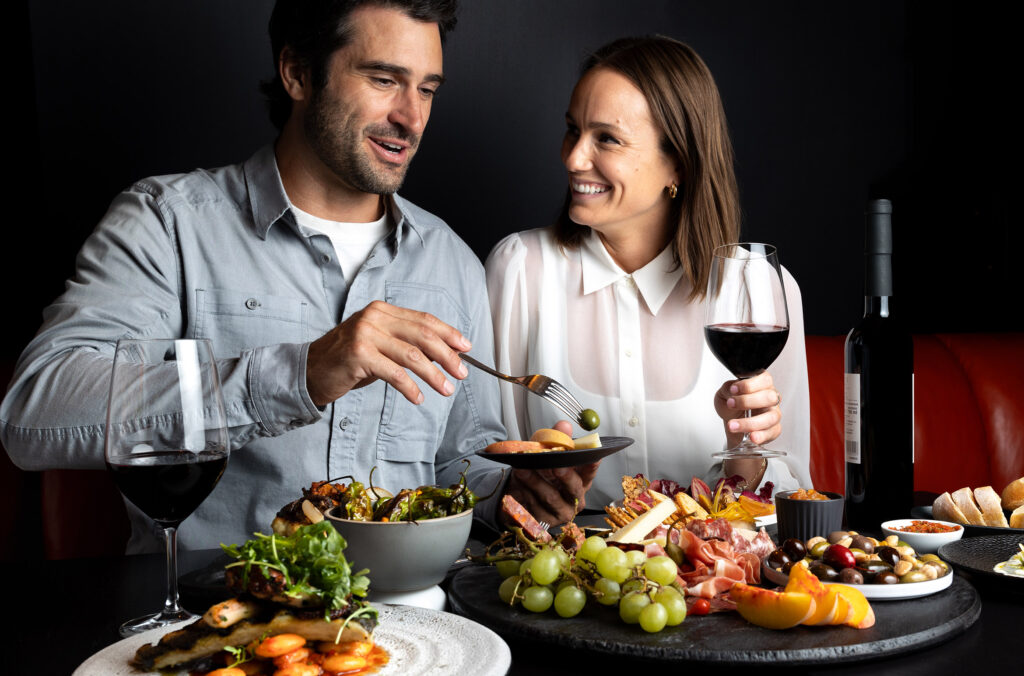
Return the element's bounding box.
[561,68,679,242]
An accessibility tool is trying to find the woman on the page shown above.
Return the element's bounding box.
[485,36,812,509]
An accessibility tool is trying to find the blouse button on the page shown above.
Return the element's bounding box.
[624,349,633,358]
[628,416,639,427]
[244,298,260,310]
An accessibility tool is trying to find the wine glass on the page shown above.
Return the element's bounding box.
[104,338,230,636]
[704,242,790,459]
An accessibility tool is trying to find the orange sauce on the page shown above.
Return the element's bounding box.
[893,520,960,533]
[787,488,831,501]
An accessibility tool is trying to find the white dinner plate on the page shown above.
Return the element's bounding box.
[762,560,954,600]
[72,604,511,676]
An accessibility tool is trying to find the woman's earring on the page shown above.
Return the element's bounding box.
[668,184,678,199]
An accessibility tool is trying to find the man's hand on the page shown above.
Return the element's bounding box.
[306,300,471,407]
[713,370,783,447]
[502,420,599,526]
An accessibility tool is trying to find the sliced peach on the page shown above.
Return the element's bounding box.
[831,583,875,628]
[785,561,831,625]
[530,428,575,449]
[730,582,816,630]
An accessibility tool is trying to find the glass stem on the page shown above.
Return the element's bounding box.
[741,408,753,446]
[162,526,183,615]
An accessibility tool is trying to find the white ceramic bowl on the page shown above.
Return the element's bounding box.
[880,518,964,554]
[325,507,473,592]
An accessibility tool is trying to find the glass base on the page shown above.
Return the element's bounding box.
[712,446,788,460]
[118,608,197,637]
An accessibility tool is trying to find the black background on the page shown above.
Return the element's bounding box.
[10,0,1020,365]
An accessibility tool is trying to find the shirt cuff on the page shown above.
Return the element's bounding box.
[248,342,322,436]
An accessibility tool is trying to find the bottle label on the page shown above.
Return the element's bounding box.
[844,373,861,464]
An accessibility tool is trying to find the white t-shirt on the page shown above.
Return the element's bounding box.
[291,205,391,281]
[484,227,813,507]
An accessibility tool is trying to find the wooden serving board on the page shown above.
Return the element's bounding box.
[447,565,980,666]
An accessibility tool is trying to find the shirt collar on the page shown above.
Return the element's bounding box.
[243,144,426,247]
[580,231,684,316]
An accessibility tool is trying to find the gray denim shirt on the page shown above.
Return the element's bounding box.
[0,145,507,552]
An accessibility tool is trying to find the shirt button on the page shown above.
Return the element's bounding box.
[244,298,260,310]
[628,416,639,427]
[322,254,331,263]
[624,349,633,358]
[338,416,350,430]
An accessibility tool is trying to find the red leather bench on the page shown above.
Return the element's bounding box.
[807,333,1024,495]
[3,332,1023,560]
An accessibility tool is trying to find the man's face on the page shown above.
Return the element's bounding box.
[304,6,444,195]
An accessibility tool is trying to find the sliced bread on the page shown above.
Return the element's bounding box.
[1010,504,1024,529]
[950,487,987,526]
[932,491,969,525]
[1001,477,1024,511]
[974,486,1010,528]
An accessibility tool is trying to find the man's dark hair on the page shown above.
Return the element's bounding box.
[261,0,458,131]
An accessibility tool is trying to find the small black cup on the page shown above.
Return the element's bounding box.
[775,490,844,544]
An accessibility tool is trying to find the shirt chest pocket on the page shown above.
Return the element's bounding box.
[194,288,309,353]
[376,282,469,463]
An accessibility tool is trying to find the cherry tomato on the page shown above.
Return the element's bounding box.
[690,598,711,615]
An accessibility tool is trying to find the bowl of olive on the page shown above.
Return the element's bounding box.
[763,530,954,599]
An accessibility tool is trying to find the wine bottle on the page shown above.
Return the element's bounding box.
[844,199,914,531]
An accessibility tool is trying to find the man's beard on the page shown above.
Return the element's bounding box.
[304,87,419,195]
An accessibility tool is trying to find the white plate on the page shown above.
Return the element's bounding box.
[72,604,511,676]
[762,560,954,600]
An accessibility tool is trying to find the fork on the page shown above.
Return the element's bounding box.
[459,353,585,426]
[537,520,551,533]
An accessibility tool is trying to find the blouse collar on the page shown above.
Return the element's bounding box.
[580,231,684,316]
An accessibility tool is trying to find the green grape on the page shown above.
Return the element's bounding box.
[498,575,522,604]
[593,577,621,606]
[618,591,651,624]
[522,585,554,613]
[531,549,561,586]
[625,550,647,569]
[519,557,534,577]
[643,555,679,586]
[579,535,607,563]
[495,560,521,579]
[654,588,687,626]
[639,602,669,633]
[595,547,627,578]
[554,586,587,618]
[622,578,646,595]
[556,579,576,593]
[554,547,570,568]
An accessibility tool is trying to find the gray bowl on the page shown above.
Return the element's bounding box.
[324,507,473,592]
[775,490,844,544]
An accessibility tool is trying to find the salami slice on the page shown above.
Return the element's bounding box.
[501,494,552,542]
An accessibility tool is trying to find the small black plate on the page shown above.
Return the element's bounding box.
[476,436,633,469]
[911,505,1023,537]
[938,534,1024,585]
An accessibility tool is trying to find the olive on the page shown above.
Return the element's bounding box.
[856,560,892,582]
[665,542,685,567]
[874,571,900,584]
[781,538,807,561]
[781,560,797,575]
[850,535,875,554]
[809,541,829,559]
[919,553,941,563]
[875,546,901,568]
[767,549,791,569]
[823,544,857,570]
[838,567,865,584]
[579,409,600,431]
[926,560,950,576]
[900,570,929,583]
[809,560,839,581]
[827,530,849,544]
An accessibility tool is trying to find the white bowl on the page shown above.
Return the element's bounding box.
[325,507,473,592]
[880,518,964,554]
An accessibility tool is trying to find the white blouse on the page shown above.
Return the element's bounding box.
[484,228,813,507]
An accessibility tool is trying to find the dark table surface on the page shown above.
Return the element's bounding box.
[7,524,1021,675]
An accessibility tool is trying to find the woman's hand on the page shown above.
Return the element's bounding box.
[714,371,783,447]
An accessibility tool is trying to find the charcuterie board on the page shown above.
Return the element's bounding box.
[447,565,980,666]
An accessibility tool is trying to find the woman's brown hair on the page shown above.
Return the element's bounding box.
[554,36,740,299]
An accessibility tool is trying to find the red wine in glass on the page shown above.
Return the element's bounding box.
[105,338,229,636]
[704,243,790,459]
[704,323,790,379]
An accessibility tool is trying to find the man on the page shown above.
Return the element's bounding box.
[0,0,591,552]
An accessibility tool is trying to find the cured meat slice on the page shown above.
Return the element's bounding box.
[501,494,552,542]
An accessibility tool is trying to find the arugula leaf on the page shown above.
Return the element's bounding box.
[221,521,375,622]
